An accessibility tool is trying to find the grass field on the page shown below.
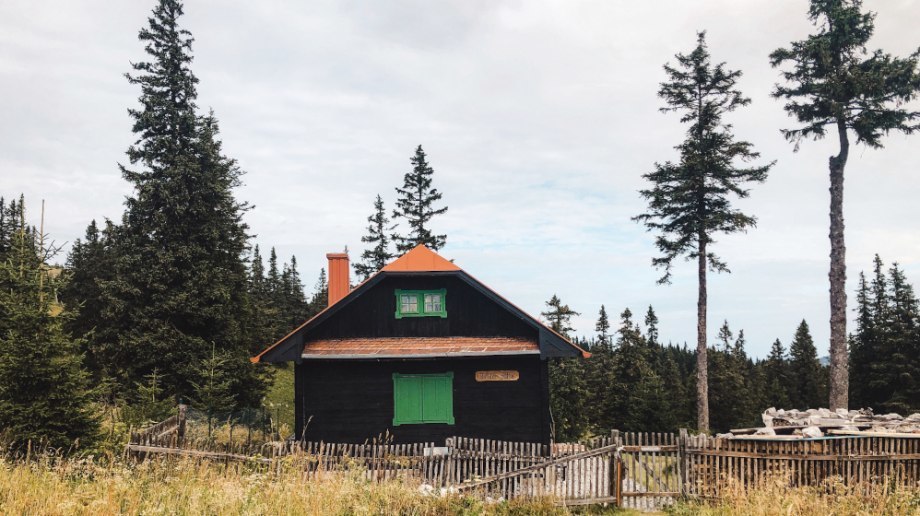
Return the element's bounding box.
[1,453,918,515]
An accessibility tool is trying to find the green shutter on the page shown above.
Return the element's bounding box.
[393,373,454,426]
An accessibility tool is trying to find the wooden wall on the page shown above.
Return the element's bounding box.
[308,275,537,340]
[295,355,550,445]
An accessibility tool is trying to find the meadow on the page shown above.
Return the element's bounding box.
[1,453,918,515]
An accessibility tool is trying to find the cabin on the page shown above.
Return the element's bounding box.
[251,245,589,445]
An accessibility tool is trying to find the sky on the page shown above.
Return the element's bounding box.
[2,0,919,358]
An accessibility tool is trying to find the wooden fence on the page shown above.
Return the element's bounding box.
[127,423,920,509]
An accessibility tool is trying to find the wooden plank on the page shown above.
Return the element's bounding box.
[828,430,920,438]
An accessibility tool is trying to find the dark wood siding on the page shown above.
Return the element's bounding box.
[295,355,549,445]
[308,276,537,341]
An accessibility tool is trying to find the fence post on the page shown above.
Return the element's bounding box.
[678,428,688,499]
[609,429,620,506]
[177,404,187,441]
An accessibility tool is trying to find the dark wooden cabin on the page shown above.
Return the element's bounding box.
[252,245,589,445]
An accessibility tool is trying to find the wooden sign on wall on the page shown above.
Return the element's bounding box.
[475,370,519,382]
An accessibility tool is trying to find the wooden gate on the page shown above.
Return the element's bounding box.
[615,431,681,510]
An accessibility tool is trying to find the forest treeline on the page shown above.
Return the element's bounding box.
[2,0,919,450]
[544,253,920,439]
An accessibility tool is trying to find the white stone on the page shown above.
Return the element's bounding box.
[801,426,823,438]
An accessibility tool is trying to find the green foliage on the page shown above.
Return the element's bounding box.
[787,320,826,410]
[594,304,611,350]
[635,32,773,283]
[541,294,580,338]
[66,0,269,408]
[190,344,238,436]
[355,194,395,280]
[763,339,792,409]
[392,145,448,252]
[770,0,920,148]
[708,323,756,432]
[120,369,175,428]
[0,198,98,449]
[549,357,590,442]
[850,256,920,413]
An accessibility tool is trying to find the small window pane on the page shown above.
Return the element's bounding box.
[424,293,442,313]
[401,294,418,313]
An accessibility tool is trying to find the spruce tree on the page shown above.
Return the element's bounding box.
[848,272,874,408]
[708,322,750,432]
[0,201,98,449]
[595,304,611,350]
[771,0,920,410]
[604,309,666,432]
[355,194,395,280]
[883,263,919,412]
[634,33,773,431]
[88,0,266,407]
[308,268,328,314]
[644,305,660,346]
[788,320,824,409]
[764,339,792,409]
[541,294,580,338]
[392,145,448,252]
[190,343,237,437]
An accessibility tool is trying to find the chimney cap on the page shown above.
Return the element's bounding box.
[326,252,348,259]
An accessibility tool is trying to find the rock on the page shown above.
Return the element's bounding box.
[754,427,776,436]
[762,414,774,427]
[716,433,734,439]
[905,413,920,422]
[817,408,832,418]
[837,408,850,417]
[801,426,823,438]
[765,407,777,416]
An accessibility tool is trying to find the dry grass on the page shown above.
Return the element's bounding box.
[667,474,920,516]
[3,453,919,515]
[0,454,564,515]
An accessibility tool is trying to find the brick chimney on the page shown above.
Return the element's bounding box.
[326,252,349,306]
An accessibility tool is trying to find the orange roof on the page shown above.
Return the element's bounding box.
[382,244,460,272]
[301,336,539,358]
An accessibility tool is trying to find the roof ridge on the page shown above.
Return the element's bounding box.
[381,244,460,272]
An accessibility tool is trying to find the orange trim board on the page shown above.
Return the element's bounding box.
[301,336,539,357]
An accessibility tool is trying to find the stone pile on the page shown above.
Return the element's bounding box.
[723,407,920,439]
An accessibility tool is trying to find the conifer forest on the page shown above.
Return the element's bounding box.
[2,0,920,454]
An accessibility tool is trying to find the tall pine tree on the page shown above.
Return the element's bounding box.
[634,33,773,431]
[86,0,266,407]
[771,0,920,410]
[392,145,448,252]
[355,194,395,280]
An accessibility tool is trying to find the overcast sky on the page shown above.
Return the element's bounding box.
[2,0,919,357]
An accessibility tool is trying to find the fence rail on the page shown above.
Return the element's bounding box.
[127,418,920,509]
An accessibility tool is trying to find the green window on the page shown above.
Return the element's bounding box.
[392,373,454,425]
[394,289,447,318]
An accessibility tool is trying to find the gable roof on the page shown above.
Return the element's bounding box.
[382,244,460,272]
[250,245,590,363]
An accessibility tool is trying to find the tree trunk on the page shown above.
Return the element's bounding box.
[828,120,850,410]
[696,239,709,431]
